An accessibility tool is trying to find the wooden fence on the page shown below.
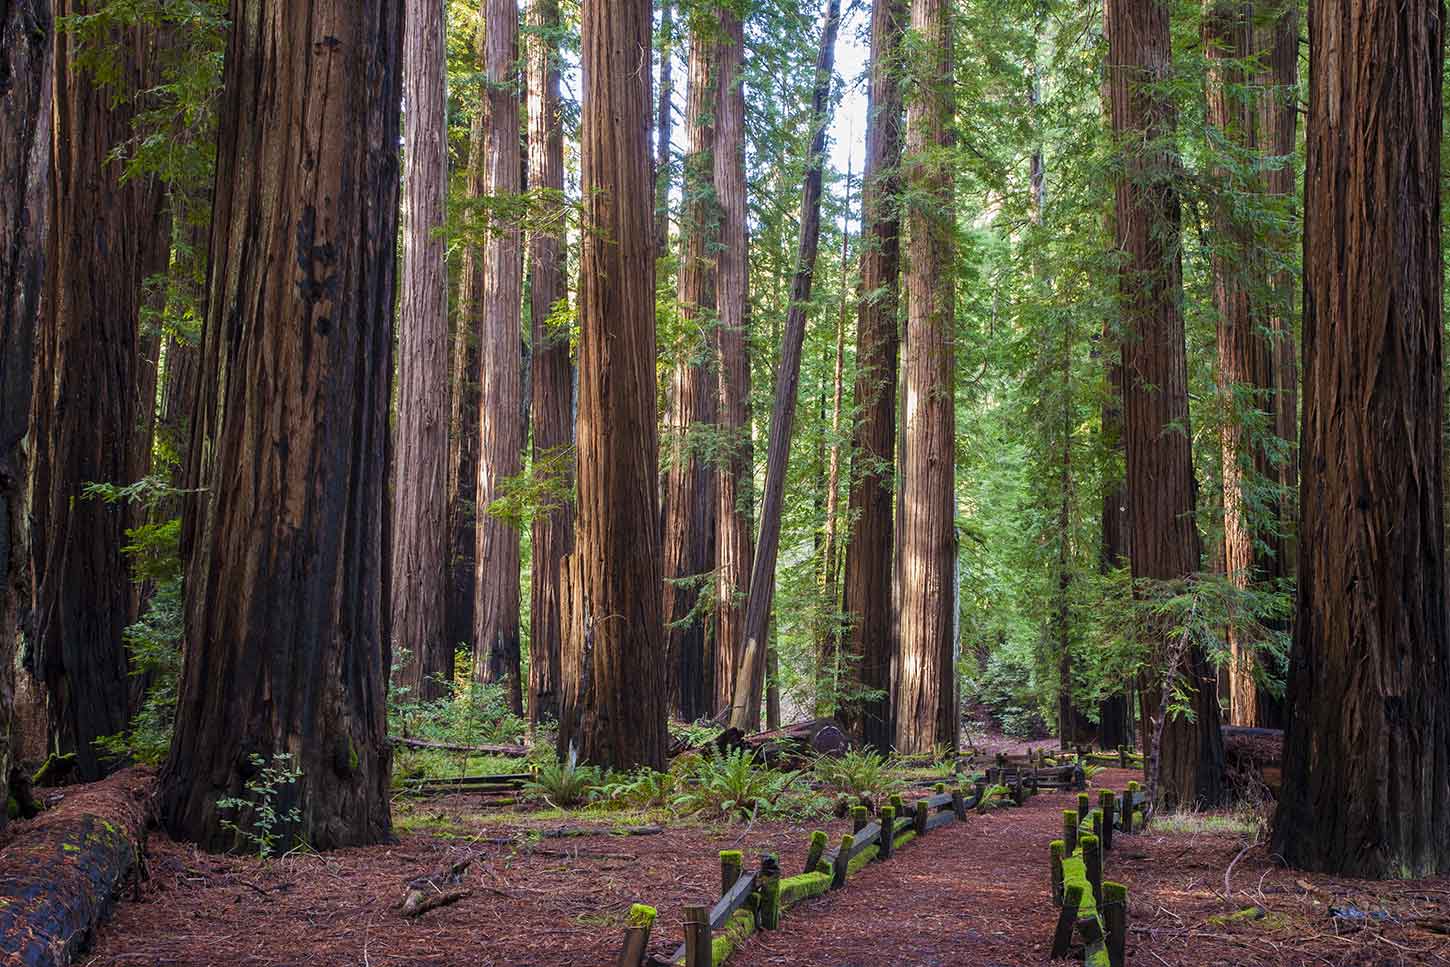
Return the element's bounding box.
[1047,781,1144,966]
[617,780,1010,967]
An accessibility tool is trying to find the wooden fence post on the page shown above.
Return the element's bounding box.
[804,829,828,874]
[1082,834,1102,906]
[1099,790,1115,850]
[1051,884,1083,958]
[832,833,853,889]
[951,787,966,821]
[720,850,742,895]
[1049,840,1064,906]
[1077,792,1090,825]
[757,854,781,930]
[878,805,896,859]
[1119,787,1133,835]
[914,799,928,835]
[1062,810,1078,856]
[851,805,868,833]
[616,903,656,967]
[1103,881,1128,967]
[682,904,711,967]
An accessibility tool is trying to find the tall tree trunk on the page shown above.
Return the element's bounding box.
[526,0,573,727]
[841,0,905,750]
[732,0,843,733]
[1253,0,1298,731]
[713,5,753,721]
[1203,0,1273,729]
[893,0,956,756]
[160,0,402,851]
[1271,0,1449,879]
[557,0,666,770]
[0,0,52,832]
[1106,0,1223,807]
[448,29,486,677]
[654,0,675,257]
[474,0,525,713]
[662,19,718,721]
[817,166,850,716]
[35,1,148,780]
[392,0,452,702]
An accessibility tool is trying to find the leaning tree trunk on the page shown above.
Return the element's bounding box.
[160,0,402,851]
[557,0,667,771]
[0,0,52,832]
[1098,315,1133,750]
[841,0,906,751]
[661,20,718,721]
[714,5,754,722]
[392,0,452,702]
[526,0,574,727]
[35,0,149,780]
[1106,0,1223,808]
[893,0,957,757]
[732,0,843,733]
[474,0,525,714]
[1271,0,1449,879]
[816,175,850,716]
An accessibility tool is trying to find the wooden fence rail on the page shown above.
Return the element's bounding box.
[1047,782,1142,967]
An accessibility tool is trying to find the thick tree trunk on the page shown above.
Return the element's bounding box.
[1271,0,1450,879]
[448,43,486,674]
[35,1,148,780]
[713,6,753,722]
[474,0,525,714]
[1106,0,1223,807]
[893,0,957,757]
[160,0,402,851]
[732,0,842,733]
[392,0,453,702]
[526,0,573,727]
[0,0,52,833]
[662,21,718,721]
[841,0,905,751]
[557,0,667,770]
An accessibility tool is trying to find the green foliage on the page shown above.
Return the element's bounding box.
[812,749,902,806]
[484,445,575,531]
[216,753,303,861]
[523,756,604,808]
[669,748,828,821]
[598,763,684,811]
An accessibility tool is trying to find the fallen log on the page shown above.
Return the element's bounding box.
[388,736,530,757]
[0,767,153,966]
[400,857,472,917]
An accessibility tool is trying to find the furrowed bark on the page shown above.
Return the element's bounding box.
[393,0,453,701]
[841,0,905,750]
[557,0,667,771]
[1106,0,1223,806]
[1272,0,1449,879]
[160,0,402,850]
[526,0,574,726]
[474,0,526,714]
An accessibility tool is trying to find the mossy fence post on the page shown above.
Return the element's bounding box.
[682,904,711,967]
[757,854,781,930]
[1103,880,1128,967]
[878,804,896,860]
[720,850,743,894]
[616,903,656,967]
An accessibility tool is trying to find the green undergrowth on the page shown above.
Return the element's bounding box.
[1151,810,1260,837]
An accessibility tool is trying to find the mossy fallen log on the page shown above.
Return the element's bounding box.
[0,768,153,966]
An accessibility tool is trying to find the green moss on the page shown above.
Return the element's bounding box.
[845,844,879,876]
[348,738,360,773]
[61,842,81,853]
[718,849,743,864]
[779,871,831,908]
[892,829,916,850]
[626,903,657,928]
[710,907,756,965]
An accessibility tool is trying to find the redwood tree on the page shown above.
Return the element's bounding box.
[894,0,957,756]
[34,0,147,779]
[526,0,574,726]
[474,0,525,713]
[661,14,719,720]
[557,0,667,770]
[392,0,452,701]
[160,0,402,850]
[1106,0,1223,807]
[1272,0,1449,878]
[1,0,52,827]
[841,0,905,750]
[713,5,753,720]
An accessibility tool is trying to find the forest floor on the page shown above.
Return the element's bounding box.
[68,765,1450,967]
